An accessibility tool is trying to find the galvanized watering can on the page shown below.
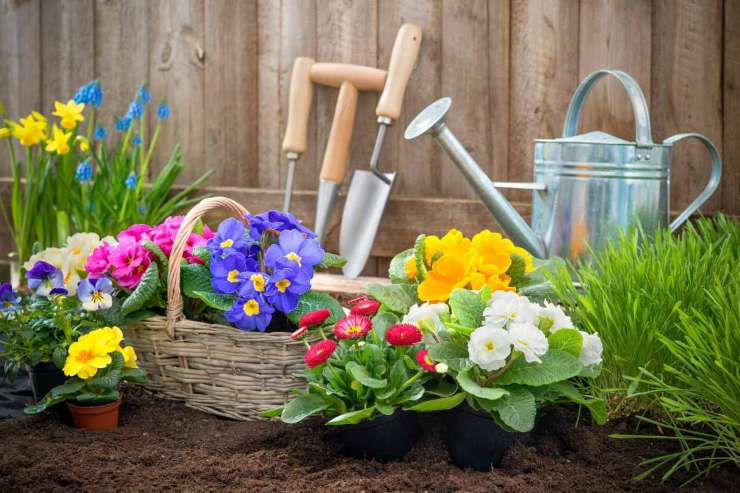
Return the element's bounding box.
[404,69,722,260]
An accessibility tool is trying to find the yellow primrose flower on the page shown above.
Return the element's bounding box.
[52,100,85,130]
[92,326,125,353]
[45,125,72,155]
[63,332,112,379]
[424,229,472,266]
[10,114,46,146]
[117,346,138,369]
[418,252,477,302]
[76,135,90,152]
[405,256,418,279]
[472,230,514,277]
[470,271,515,293]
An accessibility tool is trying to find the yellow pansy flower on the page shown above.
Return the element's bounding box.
[10,113,46,146]
[52,100,85,130]
[117,346,138,369]
[63,332,112,379]
[45,125,72,155]
[423,229,472,266]
[418,252,477,302]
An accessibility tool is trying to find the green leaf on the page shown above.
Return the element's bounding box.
[50,380,85,398]
[366,283,416,314]
[388,248,414,283]
[192,245,211,264]
[86,351,124,393]
[457,368,509,401]
[449,288,486,328]
[192,291,235,311]
[406,392,467,412]
[496,349,583,387]
[492,386,536,432]
[426,378,459,397]
[428,341,468,361]
[287,291,344,325]
[281,394,329,424]
[550,381,607,425]
[260,407,283,418]
[318,252,347,269]
[413,234,428,282]
[121,262,160,315]
[371,312,398,341]
[51,346,67,369]
[375,402,395,415]
[121,367,147,383]
[507,253,527,287]
[346,361,387,389]
[141,240,169,271]
[75,390,120,405]
[326,407,376,426]
[180,263,212,298]
[548,329,583,357]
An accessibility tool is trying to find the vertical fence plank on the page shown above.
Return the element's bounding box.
[723,0,740,216]
[510,0,580,203]
[489,0,511,185]
[439,0,490,201]
[378,0,443,197]
[578,0,652,140]
[205,0,258,188]
[147,0,206,185]
[651,0,723,214]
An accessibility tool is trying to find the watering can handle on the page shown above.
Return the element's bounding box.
[663,133,722,231]
[562,69,653,146]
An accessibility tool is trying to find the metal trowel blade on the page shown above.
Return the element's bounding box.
[340,170,396,279]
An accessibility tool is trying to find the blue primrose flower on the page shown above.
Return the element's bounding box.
[156,102,170,120]
[26,261,64,297]
[264,229,324,276]
[246,210,316,241]
[207,218,252,259]
[137,85,151,105]
[210,252,258,295]
[225,286,275,332]
[126,99,144,120]
[94,124,107,140]
[73,80,103,108]
[0,283,20,312]
[77,277,113,311]
[264,259,311,313]
[124,172,137,189]
[115,115,132,132]
[75,160,93,183]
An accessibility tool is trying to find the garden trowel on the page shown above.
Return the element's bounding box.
[340,23,422,278]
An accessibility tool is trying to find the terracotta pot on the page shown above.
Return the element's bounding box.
[67,399,121,431]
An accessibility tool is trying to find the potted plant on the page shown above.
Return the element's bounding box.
[25,326,145,430]
[265,298,439,461]
[369,228,606,470]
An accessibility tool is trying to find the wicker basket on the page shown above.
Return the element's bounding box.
[125,197,312,420]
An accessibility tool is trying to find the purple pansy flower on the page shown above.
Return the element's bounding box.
[264,229,324,275]
[246,211,316,241]
[77,277,113,311]
[0,283,20,312]
[225,285,274,332]
[207,218,251,259]
[26,261,64,297]
[264,260,311,313]
[210,252,258,295]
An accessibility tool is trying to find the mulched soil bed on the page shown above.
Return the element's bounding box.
[0,386,737,492]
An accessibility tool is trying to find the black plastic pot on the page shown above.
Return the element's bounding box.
[28,362,66,402]
[337,409,419,461]
[444,404,514,471]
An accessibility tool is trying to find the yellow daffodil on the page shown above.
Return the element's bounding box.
[31,111,47,129]
[0,127,9,139]
[63,332,112,379]
[52,100,85,130]
[472,230,514,277]
[418,252,477,302]
[118,346,138,369]
[423,229,472,266]
[45,125,72,155]
[10,113,46,146]
[75,135,90,152]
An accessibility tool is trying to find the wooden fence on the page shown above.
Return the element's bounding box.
[1,0,738,275]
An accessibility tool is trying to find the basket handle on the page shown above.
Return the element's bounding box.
[165,197,250,338]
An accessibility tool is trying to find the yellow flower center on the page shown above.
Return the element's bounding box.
[227,270,240,283]
[484,341,496,352]
[251,274,266,292]
[76,350,93,363]
[220,239,234,249]
[346,324,363,335]
[275,279,291,293]
[3,301,13,308]
[72,247,81,255]
[286,252,302,266]
[243,299,260,316]
[90,292,104,303]
[516,339,529,348]
[423,355,434,366]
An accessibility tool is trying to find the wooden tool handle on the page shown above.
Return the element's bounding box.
[376,23,422,120]
[320,81,358,183]
[282,57,315,155]
[310,63,387,92]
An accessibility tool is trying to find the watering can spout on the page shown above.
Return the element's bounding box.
[405,98,547,259]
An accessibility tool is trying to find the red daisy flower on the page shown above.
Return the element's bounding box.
[304,339,337,368]
[385,323,423,346]
[299,308,331,328]
[333,314,372,340]
[415,349,437,372]
[290,326,308,340]
[350,299,381,317]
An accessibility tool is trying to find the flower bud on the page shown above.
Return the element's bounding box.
[299,308,331,328]
[434,363,448,374]
[350,299,381,317]
[290,326,308,340]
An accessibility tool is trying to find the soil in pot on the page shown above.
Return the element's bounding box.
[445,404,514,471]
[337,409,419,461]
[67,399,121,431]
[28,362,66,402]
[264,311,298,333]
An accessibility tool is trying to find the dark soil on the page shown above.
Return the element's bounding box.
[0,386,737,493]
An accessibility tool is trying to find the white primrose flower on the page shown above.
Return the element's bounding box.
[483,291,536,327]
[579,331,603,367]
[468,324,512,371]
[64,232,101,272]
[536,301,574,333]
[403,302,449,342]
[508,322,549,363]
